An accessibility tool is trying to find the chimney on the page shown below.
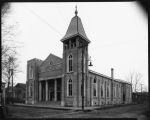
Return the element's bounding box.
[111,68,114,79]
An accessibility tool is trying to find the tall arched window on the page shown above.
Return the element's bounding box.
[29,66,33,79]
[67,55,73,72]
[107,83,109,97]
[101,85,103,97]
[29,84,32,97]
[93,78,97,97]
[113,84,116,98]
[117,84,119,98]
[68,79,72,96]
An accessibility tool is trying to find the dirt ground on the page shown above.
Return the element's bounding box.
[5,102,149,119]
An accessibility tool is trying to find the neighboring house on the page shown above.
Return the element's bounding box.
[132,92,148,103]
[26,8,132,107]
[14,83,26,103]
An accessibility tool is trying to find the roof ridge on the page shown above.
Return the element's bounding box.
[88,69,111,79]
[50,53,62,60]
[39,53,62,68]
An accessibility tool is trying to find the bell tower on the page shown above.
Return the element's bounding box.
[61,7,91,107]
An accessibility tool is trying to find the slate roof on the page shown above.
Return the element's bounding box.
[89,69,131,85]
[40,53,62,68]
[61,15,90,43]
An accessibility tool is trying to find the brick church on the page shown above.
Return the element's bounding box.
[26,8,132,107]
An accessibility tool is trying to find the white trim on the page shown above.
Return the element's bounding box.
[67,78,73,97]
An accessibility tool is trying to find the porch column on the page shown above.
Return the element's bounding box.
[54,79,57,101]
[46,80,48,101]
[39,81,41,101]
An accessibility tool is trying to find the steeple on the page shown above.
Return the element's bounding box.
[61,7,90,43]
[75,5,78,16]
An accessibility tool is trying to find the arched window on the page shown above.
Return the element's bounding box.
[29,66,33,79]
[113,84,116,98]
[68,79,72,96]
[101,85,103,97]
[93,78,97,97]
[93,78,96,83]
[67,55,73,72]
[29,84,32,97]
[117,84,119,98]
[107,84,109,97]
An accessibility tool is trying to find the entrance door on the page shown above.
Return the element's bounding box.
[41,81,45,101]
[48,80,54,101]
[48,78,62,101]
[123,93,125,103]
[57,78,61,101]
[50,90,54,101]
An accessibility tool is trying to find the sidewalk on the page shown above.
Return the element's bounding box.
[10,103,135,111]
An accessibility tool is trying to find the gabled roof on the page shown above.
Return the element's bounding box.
[61,15,90,43]
[40,53,62,68]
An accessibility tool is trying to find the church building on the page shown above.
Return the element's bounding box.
[26,8,132,107]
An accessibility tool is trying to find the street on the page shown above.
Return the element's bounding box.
[5,102,149,119]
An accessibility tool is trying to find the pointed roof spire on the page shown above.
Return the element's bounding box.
[75,5,78,16]
[61,7,90,43]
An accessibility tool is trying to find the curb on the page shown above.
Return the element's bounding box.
[8,104,72,111]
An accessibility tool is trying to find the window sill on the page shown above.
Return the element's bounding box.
[93,96,98,98]
[67,96,73,98]
[66,71,74,74]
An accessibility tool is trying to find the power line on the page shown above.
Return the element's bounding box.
[56,6,66,26]
[22,5,62,36]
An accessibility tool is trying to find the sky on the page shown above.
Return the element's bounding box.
[3,2,148,91]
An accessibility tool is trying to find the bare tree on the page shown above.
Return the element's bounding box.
[2,2,21,90]
[126,72,143,92]
[134,72,142,92]
[126,72,134,92]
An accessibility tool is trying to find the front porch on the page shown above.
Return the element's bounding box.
[39,78,62,103]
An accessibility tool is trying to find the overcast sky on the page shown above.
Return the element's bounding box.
[4,2,148,91]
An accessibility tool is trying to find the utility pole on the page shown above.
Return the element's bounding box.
[11,69,14,98]
[81,44,84,111]
[80,43,92,111]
